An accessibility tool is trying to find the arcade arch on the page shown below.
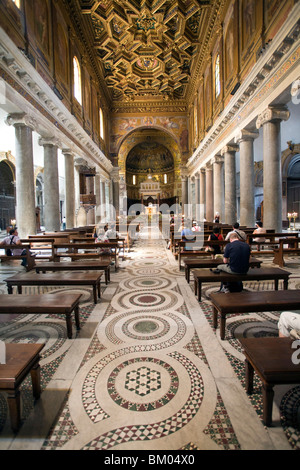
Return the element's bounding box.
[117,127,183,212]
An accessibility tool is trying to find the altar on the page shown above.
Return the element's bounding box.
[139,174,161,209]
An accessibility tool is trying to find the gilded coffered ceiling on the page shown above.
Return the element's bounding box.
[71,0,220,106]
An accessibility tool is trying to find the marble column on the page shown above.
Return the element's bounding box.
[194,172,201,222]
[86,175,95,225]
[100,179,106,220]
[235,129,259,228]
[205,162,214,222]
[5,113,37,237]
[221,144,238,225]
[212,155,224,221]
[95,173,101,224]
[63,149,75,229]
[111,167,120,220]
[180,167,189,216]
[105,180,110,221]
[39,137,61,232]
[199,168,205,221]
[256,106,290,231]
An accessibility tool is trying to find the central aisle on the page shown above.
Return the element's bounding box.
[5,225,290,450]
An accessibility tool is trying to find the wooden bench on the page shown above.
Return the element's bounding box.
[0,244,36,271]
[53,242,119,270]
[210,290,300,340]
[0,293,82,339]
[239,337,300,426]
[184,257,262,283]
[246,232,299,256]
[178,239,229,268]
[0,343,45,432]
[4,271,103,304]
[35,260,111,284]
[23,238,55,261]
[193,267,291,301]
[273,237,300,267]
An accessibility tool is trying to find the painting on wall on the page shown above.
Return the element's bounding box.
[34,0,50,56]
[110,115,188,154]
[242,0,255,51]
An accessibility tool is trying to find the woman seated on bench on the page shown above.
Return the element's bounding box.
[0,227,27,267]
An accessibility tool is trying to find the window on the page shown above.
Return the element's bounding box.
[133,175,136,185]
[73,56,82,104]
[164,174,167,184]
[215,54,221,98]
[99,108,104,139]
[12,0,20,7]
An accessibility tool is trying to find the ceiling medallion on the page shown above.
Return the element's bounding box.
[136,13,156,32]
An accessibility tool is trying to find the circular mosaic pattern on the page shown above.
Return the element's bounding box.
[280,386,300,449]
[112,290,183,311]
[122,315,170,340]
[133,320,159,334]
[121,276,175,291]
[228,320,278,342]
[133,268,164,276]
[107,357,179,411]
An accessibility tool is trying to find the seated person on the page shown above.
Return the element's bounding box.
[216,232,250,292]
[225,222,247,242]
[0,227,27,267]
[192,221,201,232]
[252,221,266,243]
[206,227,223,258]
[105,223,120,240]
[278,311,300,338]
[181,219,195,250]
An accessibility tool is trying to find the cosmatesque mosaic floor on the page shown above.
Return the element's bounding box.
[1,226,300,451]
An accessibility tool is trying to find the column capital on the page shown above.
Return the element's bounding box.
[235,129,259,143]
[5,112,37,130]
[39,136,61,148]
[194,171,200,179]
[62,148,75,157]
[180,165,189,180]
[221,144,239,155]
[200,167,206,174]
[256,106,290,129]
[110,166,120,183]
[205,161,213,170]
[211,155,224,165]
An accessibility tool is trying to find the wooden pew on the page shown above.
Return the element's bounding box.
[0,343,45,432]
[246,232,299,255]
[184,257,262,283]
[192,267,291,301]
[4,271,103,304]
[178,239,229,268]
[52,242,119,270]
[24,237,55,261]
[273,237,300,267]
[35,260,111,284]
[239,337,300,426]
[0,244,36,271]
[210,289,300,340]
[0,293,82,339]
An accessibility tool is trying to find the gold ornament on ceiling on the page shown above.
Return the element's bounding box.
[78,0,213,102]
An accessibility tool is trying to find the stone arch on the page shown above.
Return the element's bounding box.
[117,126,183,207]
[281,143,300,219]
